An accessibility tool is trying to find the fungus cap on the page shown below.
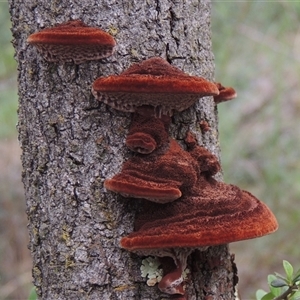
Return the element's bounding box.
[105,177,182,203]
[125,132,157,154]
[92,57,219,116]
[27,20,116,64]
[125,112,170,154]
[104,139,198,204]
[121,179,278,251]
[214,82,237,104]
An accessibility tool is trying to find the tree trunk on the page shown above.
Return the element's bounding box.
[9,0,237,299]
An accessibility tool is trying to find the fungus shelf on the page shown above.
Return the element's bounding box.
[27,20,116,64]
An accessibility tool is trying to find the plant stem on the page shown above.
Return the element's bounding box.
[273,285,298,300]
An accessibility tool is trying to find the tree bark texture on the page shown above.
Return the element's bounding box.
[9,0,237,299]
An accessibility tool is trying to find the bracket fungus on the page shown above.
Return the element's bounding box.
[120,180,277,297]
[118,133,277,298]
[92,57,219,117]
[104,129,223,204]
[27,20,116,64]
[125,111,170,154]
[213,82,237,104]
[104,138,199,203]
[120,134,277,249]
[121,180,278,250]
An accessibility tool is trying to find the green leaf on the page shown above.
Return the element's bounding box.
[274,272,288,281]
[268,275,283,297]
[271,278,289,288]
[293,268,300,284]
[290,290,300,300]
[27,287,37,300]
[283,260,294,282]
[261,292,277,300]
[256,289,268,300]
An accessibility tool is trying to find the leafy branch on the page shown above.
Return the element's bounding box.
[256,260,300,300]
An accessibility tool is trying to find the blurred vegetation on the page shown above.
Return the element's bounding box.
[256,260,300,300]
[0,2,31,300]
[212,2,300,299]
[0,1,18,138]
[0,1,300,300]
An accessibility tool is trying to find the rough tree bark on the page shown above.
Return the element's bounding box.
[9,0,237,299]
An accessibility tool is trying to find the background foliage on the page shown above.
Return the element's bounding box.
[0,1,299,299]
[212,2,300,298]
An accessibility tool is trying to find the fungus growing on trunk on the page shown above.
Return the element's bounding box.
[125,110,170,154]
[121,179,278,250]
[104,112,203,203]
[120,134,278,249]
[118,132,278,298]
[27,20,116,64]
[104,139,199,203]
[104,125,220,204]
[92,57,219,117]
[120,177,277,298]
[213,82,237,104]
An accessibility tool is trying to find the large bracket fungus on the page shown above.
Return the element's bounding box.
[119,133,278,297]
[27,19,116,64]
[91,57,278,299]
[92,57,219,117]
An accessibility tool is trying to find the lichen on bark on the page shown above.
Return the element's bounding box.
[9,0,237,299]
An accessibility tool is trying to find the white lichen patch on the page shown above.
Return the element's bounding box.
[182,267,190,280]
[140,256,163,286]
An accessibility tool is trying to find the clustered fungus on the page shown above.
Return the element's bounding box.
[90,57,278,299]
[27,20,116,63]
[26,16,278,299]
[118,131,277,297]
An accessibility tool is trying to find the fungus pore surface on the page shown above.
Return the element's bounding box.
[27,20,116,63]
[92,57,219,116]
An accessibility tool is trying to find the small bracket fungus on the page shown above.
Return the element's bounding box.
[27,20,116,64]
[92,57,219,117]
[199,120,210,132]
[104,111,197,203]
[213,82,237,104]
[104,137,201,203]
[125,111,170,154]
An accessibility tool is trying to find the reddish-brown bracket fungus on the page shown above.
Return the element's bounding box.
[120,178,277,297]
[118,132,277,297]
[157,250,192,297]
[213,82,237,104]
[105,123,221,203]
[104,138,199,203]
[105,112,200,203]
[27,20,116,64]
[121,179,278,250]
[92,57,219,117]
[125,111,170,154]
[120,133,278,248]
[199,120,210,132]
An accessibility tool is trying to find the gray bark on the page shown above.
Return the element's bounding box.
[9,0,237,299]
